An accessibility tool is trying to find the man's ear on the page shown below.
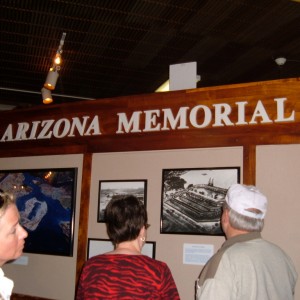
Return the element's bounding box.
[221,208,230,230]
[223,208,229,222]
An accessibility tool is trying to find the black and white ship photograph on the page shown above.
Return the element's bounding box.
[97,180,147,222]
[161,167,240,235]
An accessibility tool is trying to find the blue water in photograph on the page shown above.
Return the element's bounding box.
[0,169,76,256]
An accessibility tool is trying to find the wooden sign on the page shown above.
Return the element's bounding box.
[0,78,299,156]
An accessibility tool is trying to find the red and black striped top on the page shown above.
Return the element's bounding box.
[76,254,180,299]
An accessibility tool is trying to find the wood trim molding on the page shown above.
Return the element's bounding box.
[243,145,256,185]
[75,153,92,287]
[0,78,299,157]
[11,294,53,300]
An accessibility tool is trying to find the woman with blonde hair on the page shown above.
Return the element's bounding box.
[0,190,28,299]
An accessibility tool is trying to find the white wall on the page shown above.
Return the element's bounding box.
[257,144,300,298]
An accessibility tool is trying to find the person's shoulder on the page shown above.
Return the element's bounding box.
[84,253,110,265]
[139,255,170,268]
[85,254,170,269]
[259,238,293,256]
[247,237,286,251]
[227,236,291,259]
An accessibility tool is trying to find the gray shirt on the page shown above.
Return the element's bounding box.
[196,232,297,300]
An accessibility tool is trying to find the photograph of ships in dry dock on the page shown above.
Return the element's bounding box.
[161,167,240,235]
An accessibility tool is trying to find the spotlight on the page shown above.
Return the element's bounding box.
[41,87,53,104]
[41,32,66,104]
[54,53,62,65]
[44,68,59,90]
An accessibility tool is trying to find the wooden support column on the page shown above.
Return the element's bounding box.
[243,145,256,185]
[75,152,92,287]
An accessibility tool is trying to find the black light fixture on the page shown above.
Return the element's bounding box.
[42,33,66,104]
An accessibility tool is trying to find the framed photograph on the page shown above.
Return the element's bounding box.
[160,167,240,235]
[97,180,147,222]
[87,238,156,259]
[0,168,77,256]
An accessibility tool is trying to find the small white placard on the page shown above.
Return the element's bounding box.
[11,256,29,265]
[183,243,214,265]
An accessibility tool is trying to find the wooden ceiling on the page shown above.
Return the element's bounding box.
[1,0,300,110]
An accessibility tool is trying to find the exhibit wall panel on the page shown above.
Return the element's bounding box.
[88,147,243,300]
[0,145,298,300]
[257,144,300,299]
[1,154,83,300]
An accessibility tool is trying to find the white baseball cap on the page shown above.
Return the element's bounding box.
[225,184,267,219]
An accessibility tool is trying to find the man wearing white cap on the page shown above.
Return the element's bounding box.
[196,184,297,300]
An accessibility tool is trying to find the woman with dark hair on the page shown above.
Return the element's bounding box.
[76,195,180,299]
